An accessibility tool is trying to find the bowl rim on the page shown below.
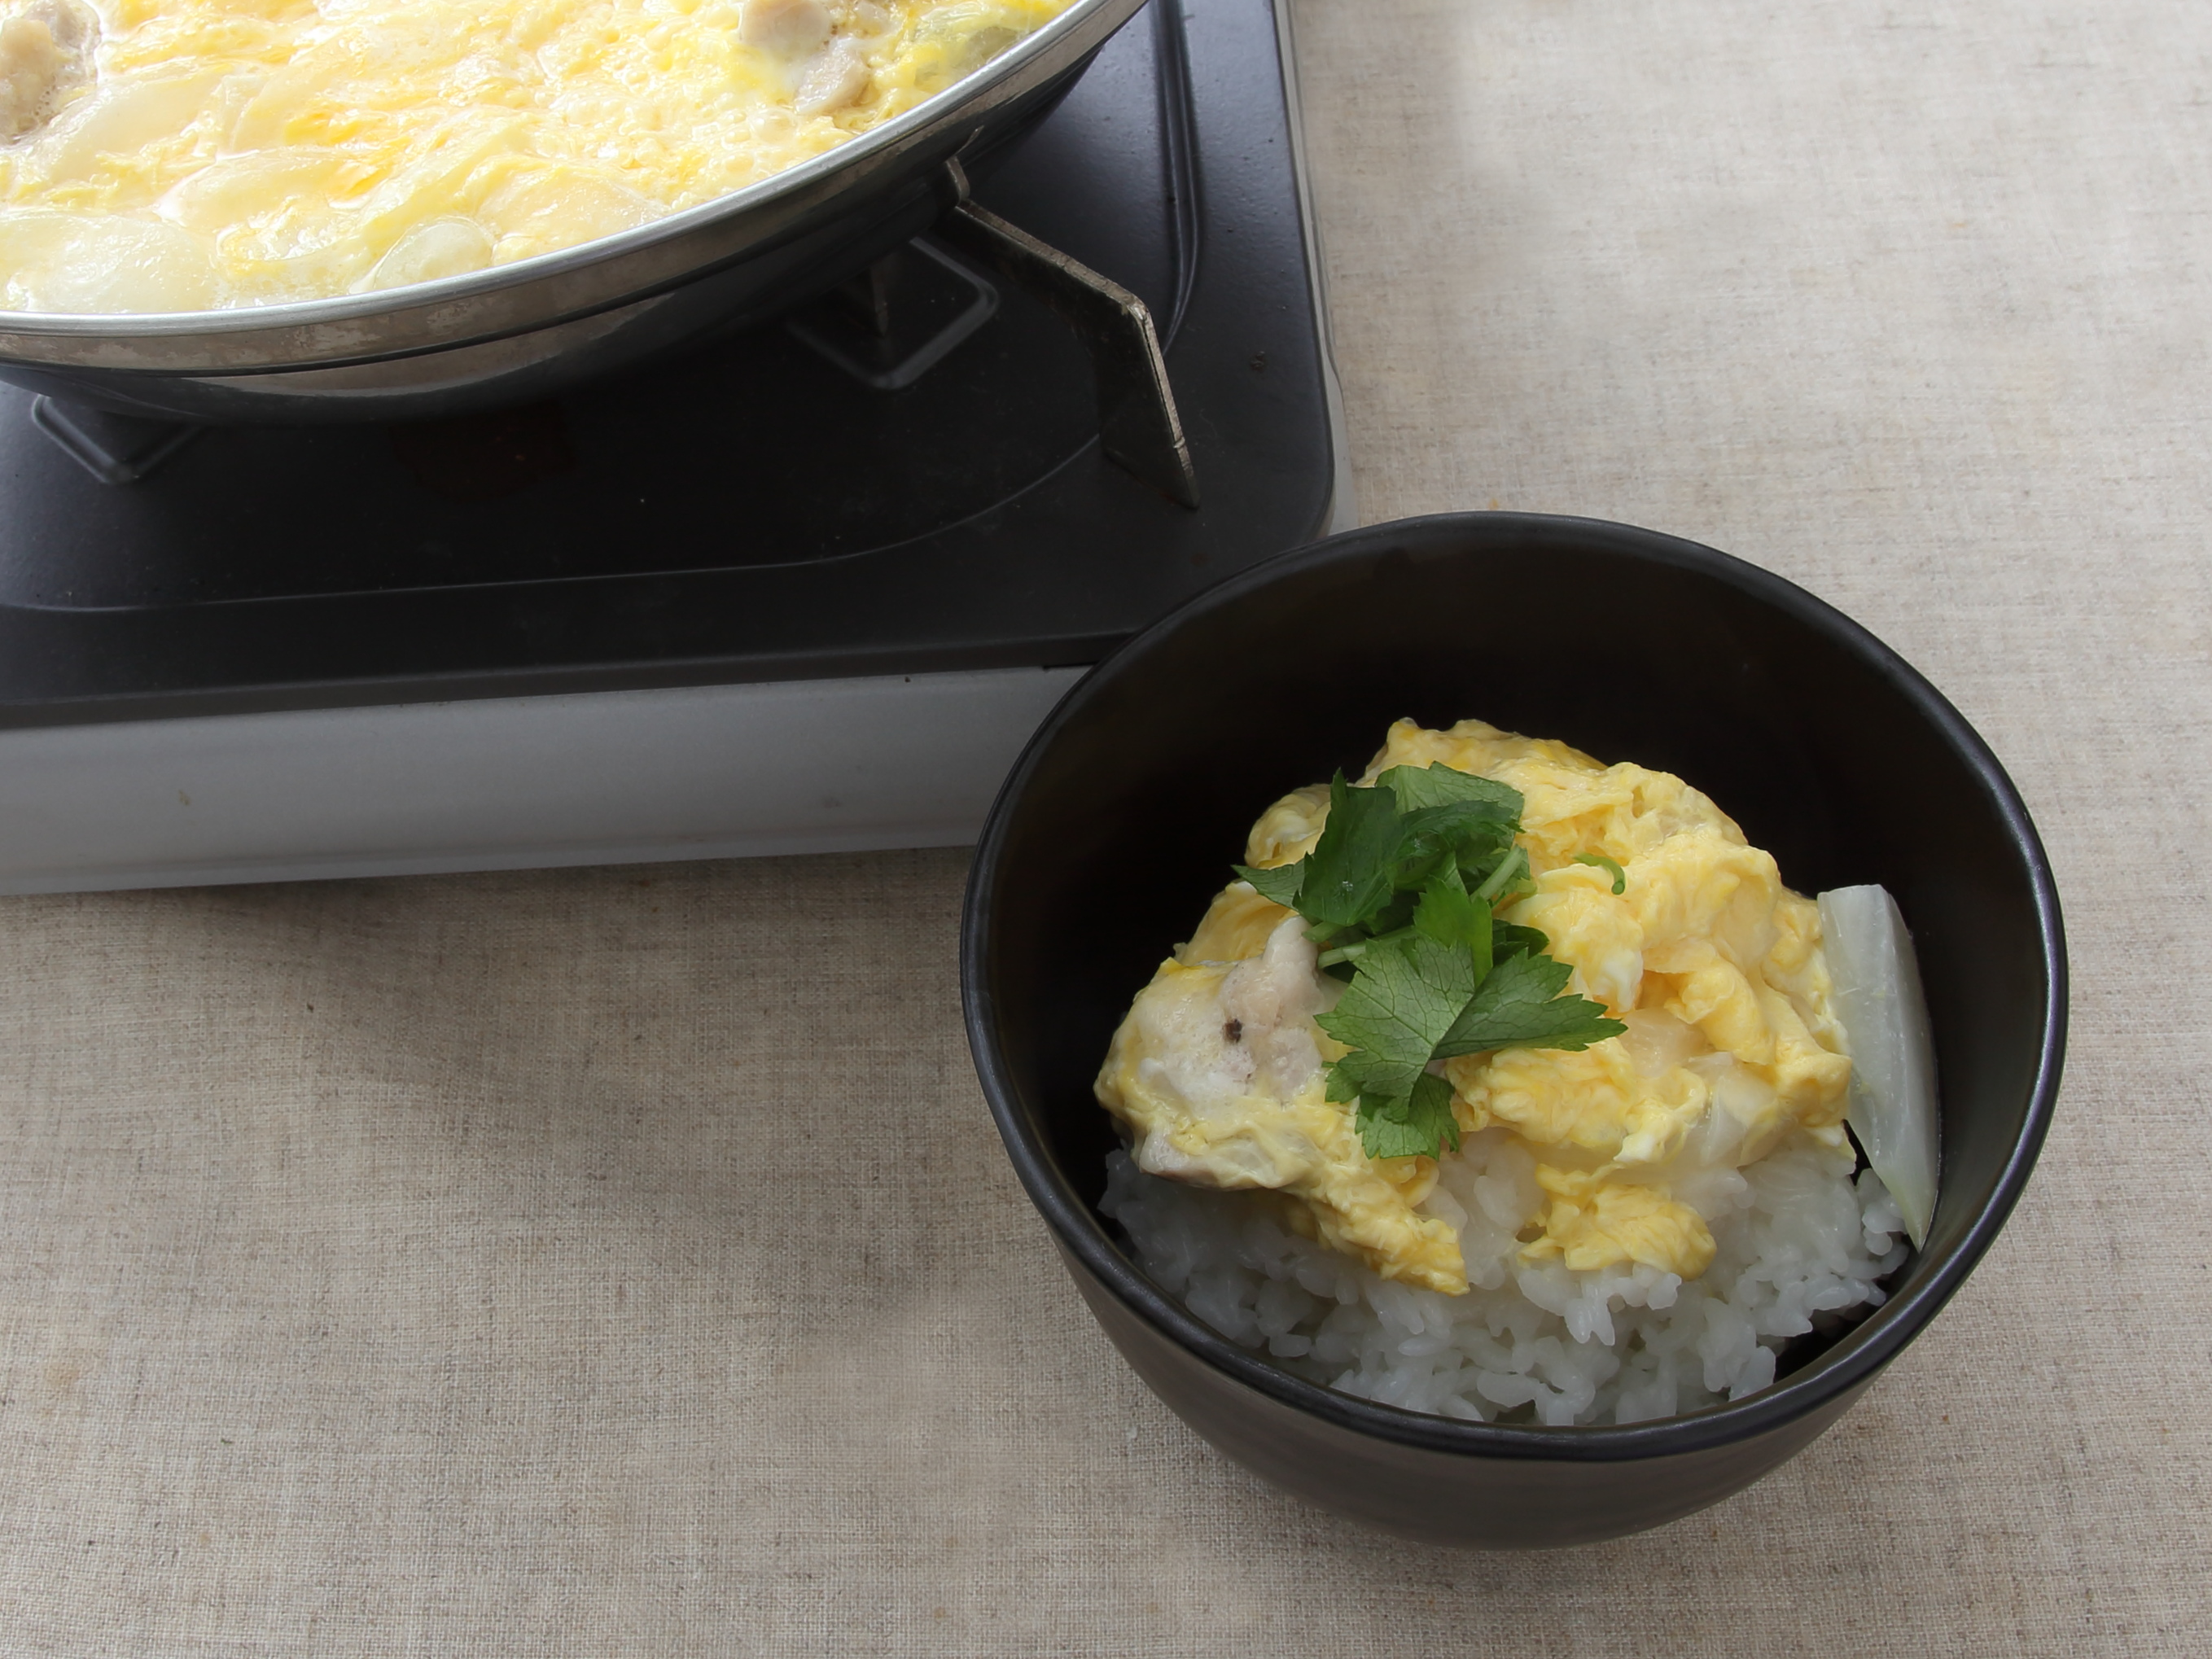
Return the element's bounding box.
[0,0,1128,337]
[962,510,2068,1462]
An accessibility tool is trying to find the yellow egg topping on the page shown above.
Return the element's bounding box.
[1094,718,1855,1297]
[0,0,1075,311]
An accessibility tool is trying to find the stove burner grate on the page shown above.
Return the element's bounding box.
[786,237,1001,393]
[30,398,201,487]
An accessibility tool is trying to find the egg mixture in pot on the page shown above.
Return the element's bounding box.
[1097,719,1926,1425]
[0,0,1073,312]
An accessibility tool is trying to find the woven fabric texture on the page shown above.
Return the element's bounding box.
[2,0,2206,1652]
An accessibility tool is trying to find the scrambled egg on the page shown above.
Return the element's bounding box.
[1094,718,1854,1297]
[0,0,1073,310]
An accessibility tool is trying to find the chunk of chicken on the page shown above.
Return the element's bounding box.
[740,0,871,117]
[796,37,870,115]
[0,0,95,142]
[1095,895,1472,1294]
[738,0,832,57]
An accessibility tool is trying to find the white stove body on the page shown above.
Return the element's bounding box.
[0,667,1087,892]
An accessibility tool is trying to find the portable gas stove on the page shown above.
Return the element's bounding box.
[0,0,1348,892]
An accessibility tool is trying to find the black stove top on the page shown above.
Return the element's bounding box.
[0,0,1342,729]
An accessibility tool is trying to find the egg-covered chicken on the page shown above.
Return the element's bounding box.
[0,0,1073,311]
[1094,718,1854,1297]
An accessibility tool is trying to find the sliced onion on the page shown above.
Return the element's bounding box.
[1817,885,1940,1249]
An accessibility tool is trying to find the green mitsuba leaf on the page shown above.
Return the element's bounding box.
[1357,1073,1461,1160]
[1363,888,1421,941]
[1233,860,1307,908]
[1314,935,1475,1104]
[1218,755,1628,1162]
[1434,950,1627,1058]
[1295,772,1406,929]
[1376,764,1523,818]
[1357,1112,1439,1161]
[1413,866,1493,979]
[1407,1071,1462,1154]
[1491,921,1551,961]
[1386,802,1518,893]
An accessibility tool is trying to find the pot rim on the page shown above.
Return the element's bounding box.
[961,510,2067,1463]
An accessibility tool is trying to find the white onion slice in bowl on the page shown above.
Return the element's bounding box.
[1817,884,1940,1249]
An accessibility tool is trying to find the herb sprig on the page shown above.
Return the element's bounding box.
[1237,766,1627,1161]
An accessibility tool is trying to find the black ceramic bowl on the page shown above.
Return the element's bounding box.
[961,512,2065,1548]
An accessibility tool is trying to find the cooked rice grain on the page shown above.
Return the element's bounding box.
[1101,1129,1908,1425]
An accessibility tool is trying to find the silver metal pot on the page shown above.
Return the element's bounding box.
[0,0,1146,423]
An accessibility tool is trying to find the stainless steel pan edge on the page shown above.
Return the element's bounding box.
[0,0,1143,382]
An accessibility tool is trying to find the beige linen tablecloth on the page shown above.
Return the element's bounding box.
[3,2,2205,1651]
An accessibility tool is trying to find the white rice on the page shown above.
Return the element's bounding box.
[1101,1128,1910,1425]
